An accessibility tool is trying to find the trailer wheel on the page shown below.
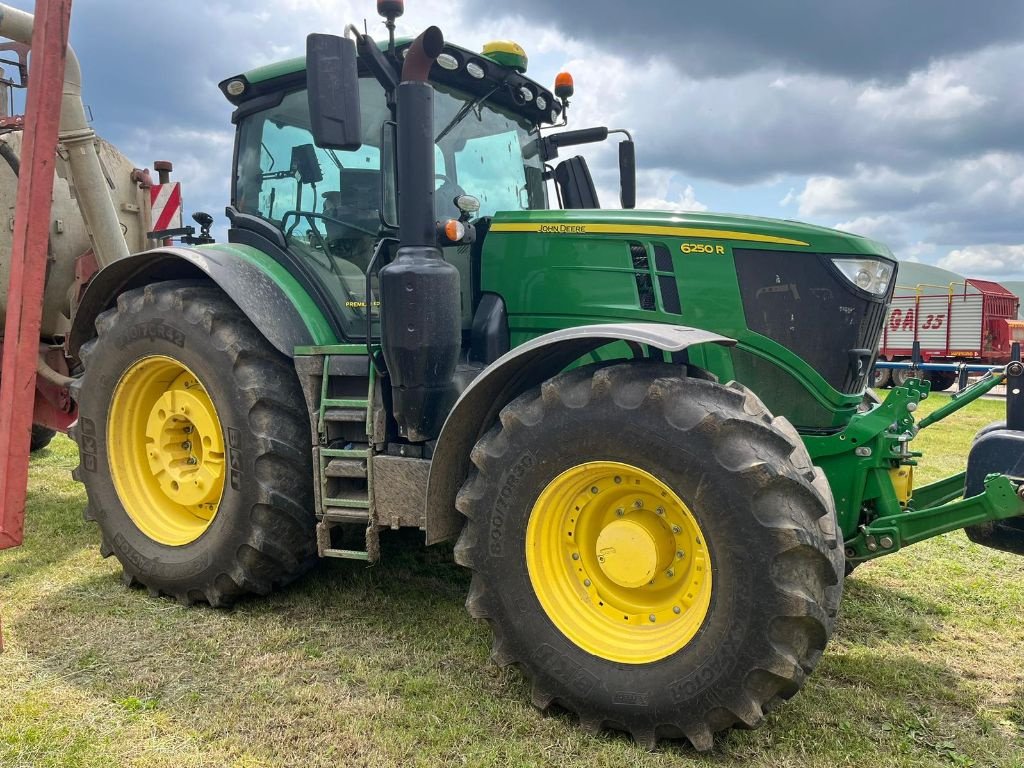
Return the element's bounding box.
[872,365,891,389]
[891,364,916,387]
[70,280,317,606]
[454,362,841,750]
[30,425,56,453]
[925,371,957,392]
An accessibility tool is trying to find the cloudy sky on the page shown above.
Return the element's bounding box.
[7,0,1024,279]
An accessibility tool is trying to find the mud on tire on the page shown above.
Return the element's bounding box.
[70,280,317,606]
[454,362,842,750]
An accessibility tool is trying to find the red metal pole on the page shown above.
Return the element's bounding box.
[0,0,74,551]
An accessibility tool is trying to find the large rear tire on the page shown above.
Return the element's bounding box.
[454,362,842,749]
[70,281,317,606]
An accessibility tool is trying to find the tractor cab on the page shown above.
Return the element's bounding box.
[220,38,557,342]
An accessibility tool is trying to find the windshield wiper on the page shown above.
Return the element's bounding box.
[434,85,500,145]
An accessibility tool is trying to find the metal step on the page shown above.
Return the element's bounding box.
[324,458,368,478]
[323,407,367,424]
[321,397,369,409]
[322,508,370,525]
[315,519,371,560]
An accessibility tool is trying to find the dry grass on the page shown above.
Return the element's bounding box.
[1,392,1023,767]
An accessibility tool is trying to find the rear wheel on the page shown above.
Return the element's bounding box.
[70,281,317,606]
[454,362,841,749]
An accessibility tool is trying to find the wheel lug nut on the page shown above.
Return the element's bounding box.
[183,426,193,434]
[676,550,684,559]
[671,525,681,534]
[633,499,643,509]
[648,614,656,623]
[673,606,681,615]
[181,441,192,450]
[666,569,674,578]
[572,552,580,561]
[187,457,198,465]
[613,476,622,484]
[656,506,665,516]
[590,486,599,494]
[584,579,592,587]
[615,507,624,517]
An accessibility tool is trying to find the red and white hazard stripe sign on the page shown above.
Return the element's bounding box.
[150,182,183,231]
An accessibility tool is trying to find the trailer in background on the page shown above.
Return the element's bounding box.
[874,279,1022,390]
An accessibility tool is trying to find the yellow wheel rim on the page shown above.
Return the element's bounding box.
[526,461,712,664]
[107,355,226,546]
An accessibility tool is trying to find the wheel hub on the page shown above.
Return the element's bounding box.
[595,518,660,588]
[108,355,225,546]
[526,461,713,664]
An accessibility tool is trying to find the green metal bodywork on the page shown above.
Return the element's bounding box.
[480,209,887,430]
[197,242,339,346]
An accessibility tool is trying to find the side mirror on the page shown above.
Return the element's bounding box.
[619,140,636,209]
[306,33,362,151]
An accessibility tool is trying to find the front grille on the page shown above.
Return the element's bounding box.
[734,249,894,394]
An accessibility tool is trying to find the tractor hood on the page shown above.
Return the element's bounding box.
[489,209,894,259]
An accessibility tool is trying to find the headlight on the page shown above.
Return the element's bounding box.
[831,257,894,297]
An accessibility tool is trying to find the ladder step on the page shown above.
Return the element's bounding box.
[321,548,370,561]
[323,408,367,423]
[323,509,370,525]
[323,497,370,509]
[319,448,372,460]
[322,398,369,409]
[324,458,368,478]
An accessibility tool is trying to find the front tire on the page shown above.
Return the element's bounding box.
[454,363,842,749]
[70,281,317,606]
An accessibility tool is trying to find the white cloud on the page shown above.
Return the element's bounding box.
[939,245,1024,277]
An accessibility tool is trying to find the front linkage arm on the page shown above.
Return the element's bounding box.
[806,367,1024,565]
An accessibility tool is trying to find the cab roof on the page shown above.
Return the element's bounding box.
[219,38,560,127]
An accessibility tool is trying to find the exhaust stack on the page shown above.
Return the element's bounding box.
[0,4,129,267]
[379,26,461,442]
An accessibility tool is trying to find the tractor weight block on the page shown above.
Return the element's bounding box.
[964,427,1024,555]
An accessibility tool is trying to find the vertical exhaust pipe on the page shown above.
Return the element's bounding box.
[379,26,461,442]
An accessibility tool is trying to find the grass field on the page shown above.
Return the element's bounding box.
[2,392,1023,767]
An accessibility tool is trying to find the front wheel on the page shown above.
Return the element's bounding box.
[454,363,842,749]
[70,281,317,606]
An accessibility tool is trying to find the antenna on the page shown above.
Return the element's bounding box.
[377,0,404,57]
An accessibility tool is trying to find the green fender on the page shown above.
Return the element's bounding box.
[423,323,736,545]
[69,243,338,358]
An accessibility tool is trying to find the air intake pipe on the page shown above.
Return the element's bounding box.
[0,4,129,267]
[378,26,461,442]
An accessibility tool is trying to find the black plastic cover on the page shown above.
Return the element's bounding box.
[555,156,600,209]
[734,250,892,393]
[964,428,1024,555]
[379,245,461,441]
[470,293,509,364]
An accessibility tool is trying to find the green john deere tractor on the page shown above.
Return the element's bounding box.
[67,3,1024,750]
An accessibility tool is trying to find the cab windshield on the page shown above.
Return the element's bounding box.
[234,77,546,338]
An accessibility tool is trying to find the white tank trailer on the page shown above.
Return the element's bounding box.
[0,131,156,337]
[0,3,165,447]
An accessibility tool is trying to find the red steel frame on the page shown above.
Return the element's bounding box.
[0,0,74,552]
